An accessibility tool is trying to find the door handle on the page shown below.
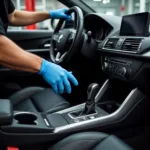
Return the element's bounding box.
[44,44,51,48]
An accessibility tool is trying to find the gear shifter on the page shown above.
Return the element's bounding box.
[82,83,100,115]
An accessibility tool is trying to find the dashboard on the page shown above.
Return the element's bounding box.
[84,14,113,42]
[83,13,150,93]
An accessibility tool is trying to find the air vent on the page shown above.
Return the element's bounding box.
[121,38,142,52]
[104,38,119,49]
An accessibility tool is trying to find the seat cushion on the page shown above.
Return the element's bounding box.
[8,87,70,113]
[50,132,133,150]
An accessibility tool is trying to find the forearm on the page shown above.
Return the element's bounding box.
[0,35,42,73]
[9,10,50,26]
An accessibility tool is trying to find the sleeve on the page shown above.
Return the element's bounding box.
[0,18,5,35]
[8,0,15,14]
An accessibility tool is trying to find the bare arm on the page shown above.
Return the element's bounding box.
[0,35,42,73]
[8,10,50,26]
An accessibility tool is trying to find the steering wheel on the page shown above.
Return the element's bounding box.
[50,6,84,64]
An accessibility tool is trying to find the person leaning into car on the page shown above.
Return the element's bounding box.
[0,0,78,94]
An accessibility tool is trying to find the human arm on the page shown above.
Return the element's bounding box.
[0,35,78,93]
[0,35,42,72]
[8,9,71,26]
[8,10,50,26]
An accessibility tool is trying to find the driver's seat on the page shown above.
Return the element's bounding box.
[8,87,70,113]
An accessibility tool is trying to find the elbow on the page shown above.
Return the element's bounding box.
[0,35,7,61]
[8,11,16,25]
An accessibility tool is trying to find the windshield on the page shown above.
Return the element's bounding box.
[81,0,149,16]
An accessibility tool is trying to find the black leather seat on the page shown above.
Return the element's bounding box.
[50,132,133,150]
[8,87,70,113]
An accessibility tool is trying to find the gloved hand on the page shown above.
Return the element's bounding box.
[38,59,78,94]
[49,8,72,20]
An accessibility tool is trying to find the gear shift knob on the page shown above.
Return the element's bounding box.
[82,83,100,115]
[87,83,100,102]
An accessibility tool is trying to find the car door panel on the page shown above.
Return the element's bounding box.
[7,30,52,50]
[0,30,52,78]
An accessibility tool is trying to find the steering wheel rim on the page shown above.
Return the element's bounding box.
[50,6,84,64]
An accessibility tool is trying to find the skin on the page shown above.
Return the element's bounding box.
[0,10,51,73]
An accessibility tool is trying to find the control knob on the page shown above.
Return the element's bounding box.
[120,67,127,76]
[104,62,108,70]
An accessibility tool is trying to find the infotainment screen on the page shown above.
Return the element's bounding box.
[120,12,150,36]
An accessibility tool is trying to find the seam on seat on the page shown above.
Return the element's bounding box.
[29,98,39,112]
[51,138,102,150]
[92,136,110,149]
[14,98,39,112]
[30,97,41,112]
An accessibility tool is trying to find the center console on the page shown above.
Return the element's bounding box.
[0,79,147,147]
[101,56,143,80]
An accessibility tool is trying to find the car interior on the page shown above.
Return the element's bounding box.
[0,0,150,150]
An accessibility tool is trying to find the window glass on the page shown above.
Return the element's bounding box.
[9,0,68,31]
[81,0,148,16]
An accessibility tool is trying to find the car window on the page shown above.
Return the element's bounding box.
[81,0,149,16]
[9,0,68,31]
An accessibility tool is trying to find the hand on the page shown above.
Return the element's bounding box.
[38,59,78,94]
[49,8,72,20]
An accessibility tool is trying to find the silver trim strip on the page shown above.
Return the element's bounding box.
[44,44,51,48]
[44,118,50,126]
[102,48,137,54]
[95,79,110,103]
[54,89,138,133]
[27,49,49,53]
[14,111,37,117]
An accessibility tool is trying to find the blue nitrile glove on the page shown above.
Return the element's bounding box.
[49,8,72,20]
[38,59,78,94]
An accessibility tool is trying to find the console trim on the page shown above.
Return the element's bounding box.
[44,118,50,126]
[68,109,98,120]
[95,79,110,103]
[54,88,143,133]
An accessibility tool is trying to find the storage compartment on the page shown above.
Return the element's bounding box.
[97,101,120,114]
[14,112,37,125]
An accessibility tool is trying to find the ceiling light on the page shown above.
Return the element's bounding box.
[106,12,114,15]
[102,0,110,4]
[103,0,107,4]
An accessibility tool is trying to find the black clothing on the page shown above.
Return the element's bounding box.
[0,0,15,35]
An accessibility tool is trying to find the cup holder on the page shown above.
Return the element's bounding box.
[14,112,38,125]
